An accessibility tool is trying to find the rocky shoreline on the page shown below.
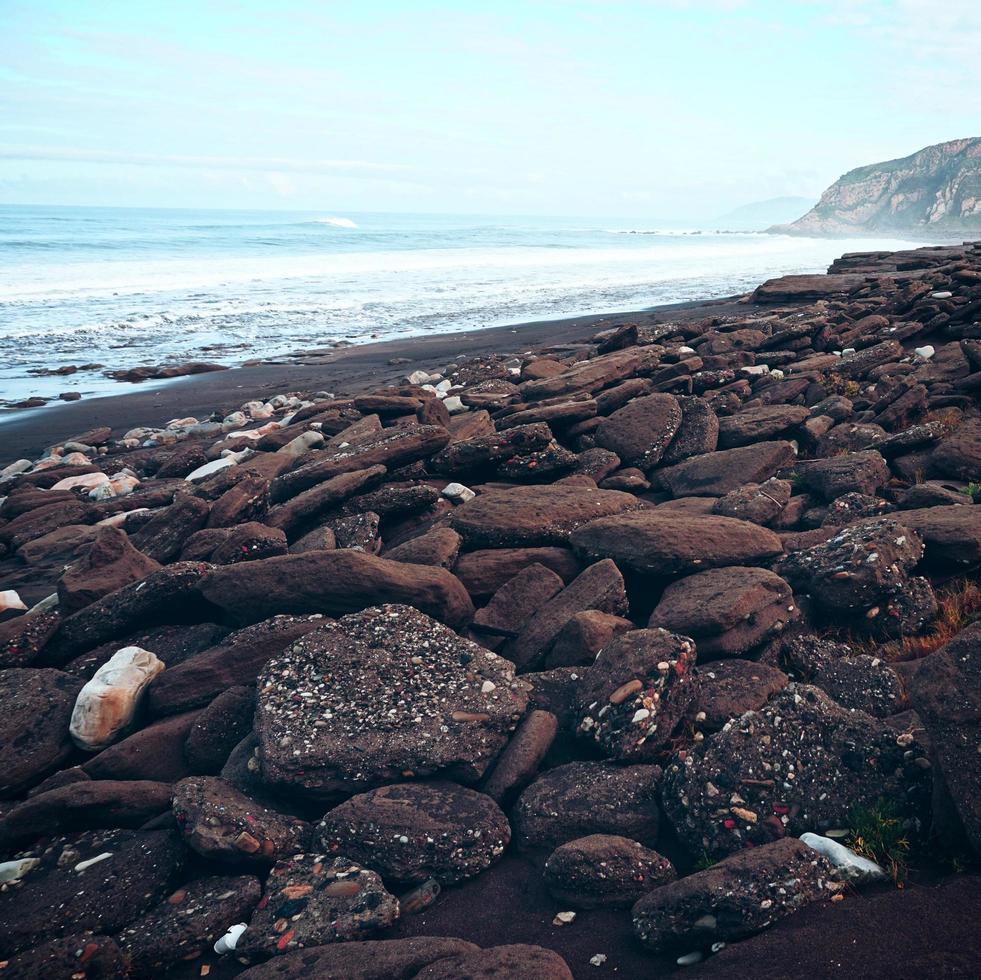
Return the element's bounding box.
[0,242,979,979]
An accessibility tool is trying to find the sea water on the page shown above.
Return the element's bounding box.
[0,205,928,404]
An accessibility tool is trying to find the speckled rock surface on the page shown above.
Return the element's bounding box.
[237,854,399,959]
[543,834,676,908]
[317,782,510,884]
[255,605,529,796]
[412,943,574,980]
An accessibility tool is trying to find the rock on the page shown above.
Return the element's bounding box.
[632,837,833,951]
[384,528,462,569]
[255,605,528,796]
[147,615,323,715]
[0,780,174,849]
[471,563,565,640]
[776,518,923,613]
[447,485,642,548]
[0,829,186,957]
[797,450,889,500]
[513,761,661,849]
[413,944,573,980]
[480,709,558,803]
[821,491,894,526]
[695,659,789,731]
[649,567,798,657]
[129,494,211,562]
[0,609,61,668]
[237,855,399,959]
[184,686,256,773]
[453,547,581,598]
[799,832,887,884]
[288,523,338,554]
[813,655,905,717]
[207,471,273,528]
[575,629,698,759]
[0,668,83,797]
[430,423,553,477]
[267,466,386,537]
[544,609,634,669]
[1,500,98,552]
[662,395,719,464]
[570,512,783,577]
[500,559,627,670]
[318,782,510,884]
[520,346,658,400]
[81,709,200,781]
[716,405,809,448]
[57,527,161,614]
[930,417,980,481]
[656,441,796,497]
[594,393,682,469]
[233,937,480,980]
[118,874,261,977]
[909,622,981,856]
[0,933,126,979]
[54,562,212,658]
[712,478,791,526]
[69,647,165,751]
[884,505,981,564]
[172,776,310,863]
[210,522,288,564]
[543,834,676,908]
[661,684,929,858]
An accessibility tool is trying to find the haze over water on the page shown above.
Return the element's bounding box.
[0,204,927,404]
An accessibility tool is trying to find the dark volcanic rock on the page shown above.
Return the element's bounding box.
[318,782,510,884]
[234,936,480,980]
[513,761,661,849]
[656,441,796,497]
[909,621,981,856]
[255,605,528,796]
[0,610,61,668]
[632,837,833,951]
[662,395,719,464]
[695,659,789,731]
[384,527,462,569]
[237,855,399,958]
[0,829,185,957]
[130,494,211,563]
[930,417,981,480]
[544,609,634,669]
[200,550,474,628]
[118,874,261,977]
[480,708,558,803]
[184,685,256,773]
[662,684,929,858]
[813,655,905,716]
[453,547,581,598]
[543,834,676,908]
[447,485,642,548]
[413,944,573,980]
[717,405,809,448]
[712,478,791,526]
[81,710,200,781]
[0,933,127,980]
[885,505,981,564]
[471,562,565,640]
[594,393,682,469]
[575,628,698,760]
[797,450,890,501]
[172,776,310,863]
[0,667,83,797]
[570,512,783,576]
[649,567,798,657]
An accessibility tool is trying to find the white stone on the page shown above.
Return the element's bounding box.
[930,291,952,300]
[406,370,431,386]
[69,647,166,750]
[51,472,110,492]
[278,430,325,458]
[435,379,453,393]
[442,482,476,503]
[443,396,466,414]
[0,459,32,478]
[800,832,886,884]
[0,857,40,883]
[589,954,607,967]
[553,910,576,925]
[0,590,28,616]
[677,951,703,966]
[222,411,248,429]
[914,345,935,361]
[167,416,199,428]
[740,365,770,376]
[185,458,237,483]
[214,923,248,954]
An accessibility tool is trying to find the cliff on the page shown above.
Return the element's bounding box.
[770,137,981,238]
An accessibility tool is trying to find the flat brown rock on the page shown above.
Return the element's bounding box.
[594,393,682,468]
[655,441,796,497]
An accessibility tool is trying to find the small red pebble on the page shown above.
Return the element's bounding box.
[772,804,789,815]
[723,818,737,829]
[276,929,295,951]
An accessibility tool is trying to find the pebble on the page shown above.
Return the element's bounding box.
[442,482,476,503]
[677,951,704,966]
[185,458,237,482]
[800,832,887,884]
[213,922,247,954]
[553,910,577,925]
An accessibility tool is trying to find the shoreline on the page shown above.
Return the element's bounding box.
[0,294,743,463]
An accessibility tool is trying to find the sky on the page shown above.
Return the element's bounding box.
[1,0,979,219]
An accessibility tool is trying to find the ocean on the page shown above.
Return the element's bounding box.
[0,205,929,405]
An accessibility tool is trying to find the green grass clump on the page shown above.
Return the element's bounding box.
[847,800,910,885]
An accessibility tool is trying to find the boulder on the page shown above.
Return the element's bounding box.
[210,522,288,564]
[266,466,386,536]
[255,605,528,796]
[543,834,676,908]
[69,647,165,751]
[717,405,809,448]
[632,837,833,951]
[453,547,581,598]
[471,563,565,641]
[129,494,211,562]
[884,505,981,564]
[594,393,682,469]
[384,527,462,569]
[172,776,310,863]
[184,685,256,773]
[413,945,573,980]
[480,708,558,803]
[0,609,61,668]
[797,450,889,501]
[81,709,200,781]
[649,567,798,657]
[662,395,719,464]
[695,659,789,731]
[0,933,127,980]
[56,527,161,615]
[520,347,658,400]
[237,855,399,959]
[0,668,82,797]
[118,874,261,977]
[200,551,474,628]
[813,655,905,717]
[447,485,643,548]
[712,478,791,526]
[662,684,929,858]
[930,418,981,481]
[0,829,185,957]
[544,609,634,669]
[513,761,661,849]
[570,512,783,576]
[318,782,510,884]
[656,441,796,497]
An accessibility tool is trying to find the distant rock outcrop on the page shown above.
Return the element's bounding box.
[771,137,981,237]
